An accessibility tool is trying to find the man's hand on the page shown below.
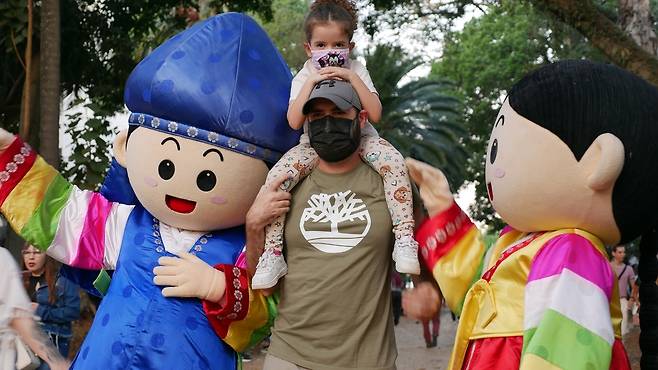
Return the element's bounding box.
[0,127,16,152]
[402,282,442,321]
[245,175,291,276]
[246,175,291,231]
[406,158,455,217]
[153,252,226,302]
[319,66,354,82]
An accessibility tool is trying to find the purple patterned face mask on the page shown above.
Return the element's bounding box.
[310,48,350,70]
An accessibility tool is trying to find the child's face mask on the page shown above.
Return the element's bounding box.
[311,48,350,70]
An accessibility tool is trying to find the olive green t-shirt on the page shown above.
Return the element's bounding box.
[269,162,397,370]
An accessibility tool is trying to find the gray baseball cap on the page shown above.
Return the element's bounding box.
[302,79,362,115]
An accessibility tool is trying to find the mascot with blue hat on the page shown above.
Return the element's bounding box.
[0,12,298,369]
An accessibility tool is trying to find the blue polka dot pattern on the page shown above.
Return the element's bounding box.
[201,81,216,95]
[151,333,165,348]
[101,313,110,326]
[122,285,132,298]
[186,317,198,330]
[81,346,89,360]
[240,110,254,124]
[133,233,145,245]
[123,13,300,164]
[112,341,123,355]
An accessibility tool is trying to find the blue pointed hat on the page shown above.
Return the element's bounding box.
[124,13,300,164]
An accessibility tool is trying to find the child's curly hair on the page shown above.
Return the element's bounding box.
[305,0,358,41]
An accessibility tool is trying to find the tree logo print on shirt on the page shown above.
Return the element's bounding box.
[299,190,371,253]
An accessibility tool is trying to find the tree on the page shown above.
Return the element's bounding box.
[254,0,308,73]
[366,44,468,189]
[1,0,276,190]
[39,0,60,168]
[530,0,658,86]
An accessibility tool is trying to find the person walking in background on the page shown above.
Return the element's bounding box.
[0,246,70,370]
[421,301,441,348]
[22,244,80,366]
[391,271,403,325]
[610,244,635,336]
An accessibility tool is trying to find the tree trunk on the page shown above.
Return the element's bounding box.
[531,0,658,87]
[619,0,658,55]
[39,0,61,168]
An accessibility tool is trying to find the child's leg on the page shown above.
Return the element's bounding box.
[253,138,318,289]
[360,135,420,274]
[262,139,318,250]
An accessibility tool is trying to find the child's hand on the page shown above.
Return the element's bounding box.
[308,69,326,85]
[319,66,354,82]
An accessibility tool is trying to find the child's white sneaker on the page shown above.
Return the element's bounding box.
[392,236,421,274]
[252,248,288,289]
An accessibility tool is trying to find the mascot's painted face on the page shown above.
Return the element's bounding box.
[120,126,268,231]
[483,99,621,243]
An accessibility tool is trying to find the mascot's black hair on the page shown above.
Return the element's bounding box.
[508,59,658,368]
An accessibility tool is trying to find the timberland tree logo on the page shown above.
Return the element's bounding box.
[299,190,371,253]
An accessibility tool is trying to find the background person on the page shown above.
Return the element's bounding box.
[22,244,80,364]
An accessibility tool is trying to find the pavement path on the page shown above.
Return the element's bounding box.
[243,306,643,370]
[244,307,456,370]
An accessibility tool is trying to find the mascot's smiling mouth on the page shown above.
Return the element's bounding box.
[165,195,197,214]
[487,182,494,202]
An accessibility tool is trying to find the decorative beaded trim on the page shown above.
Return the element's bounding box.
[420,212,470,259]
[0,143,31,187]
[150,217,213,255]
[215,265,247,321]
[129,112,281,164]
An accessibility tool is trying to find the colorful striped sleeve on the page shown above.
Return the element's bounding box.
[521,233,615,370]
[203,250,277,352]
[415,201,487,315]
[0,136,129,270]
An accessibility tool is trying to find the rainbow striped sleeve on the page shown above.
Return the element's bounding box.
[203,250,277,352]
[0,137,127,269]
[521,233,615,369]
[415,202,487,314]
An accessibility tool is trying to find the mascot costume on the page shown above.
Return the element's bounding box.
[406,60,658,369]
[0,13,299,369]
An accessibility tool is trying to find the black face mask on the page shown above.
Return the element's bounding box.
[308,116,361,163]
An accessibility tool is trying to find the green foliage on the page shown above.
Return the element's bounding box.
[366,44,468,188]
[431,0,606,231]
[254,0,308,72]
[60,99,117,190]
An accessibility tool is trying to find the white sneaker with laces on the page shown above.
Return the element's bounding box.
[392,236,421,274]
[252,248,288,289]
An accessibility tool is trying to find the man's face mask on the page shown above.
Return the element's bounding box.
[308,115,361,162]
[311,48,350,70]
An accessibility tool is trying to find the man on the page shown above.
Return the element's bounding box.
[611,244,635,335]
[246,80,397,370]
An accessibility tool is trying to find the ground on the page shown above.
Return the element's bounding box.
[243,305,642,370]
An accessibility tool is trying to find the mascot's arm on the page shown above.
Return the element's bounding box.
[520,233,619,369]
[0,136,127,270]
[203,250,277,353]
[408,158,488,315]
[415,202,487,315]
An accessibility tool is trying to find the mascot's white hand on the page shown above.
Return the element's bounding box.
[0,127,16,152]
[406,158,455,217]
[153,252,226,302]
[402,282,442,321]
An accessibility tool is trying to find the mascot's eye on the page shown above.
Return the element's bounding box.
[197,170,217,192]
[490,139,498,164]
[158,160,175,180]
